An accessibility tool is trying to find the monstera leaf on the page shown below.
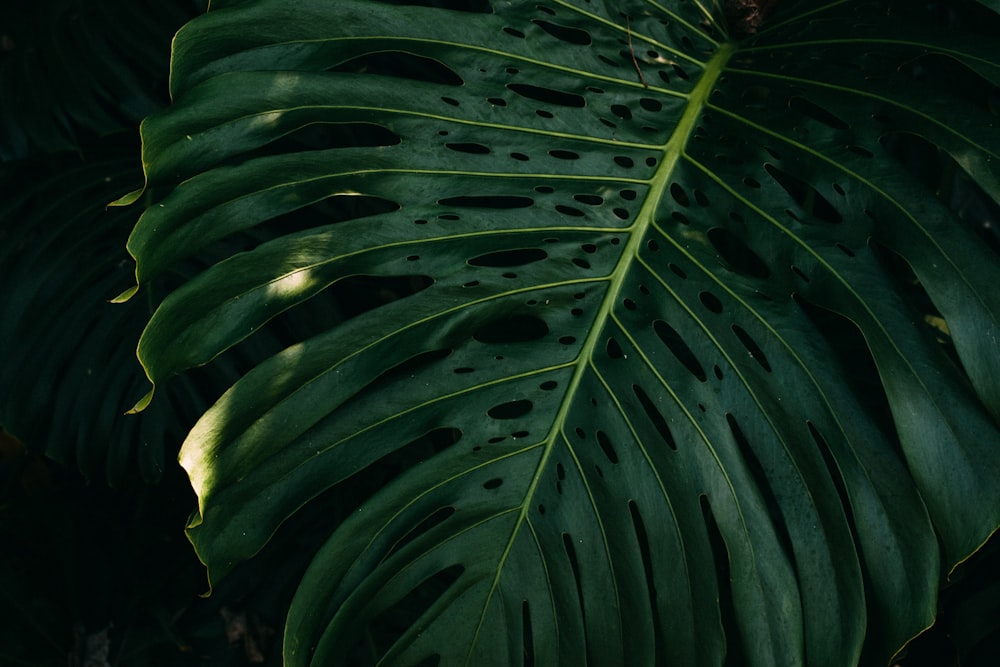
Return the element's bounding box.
[125,0,1000,664]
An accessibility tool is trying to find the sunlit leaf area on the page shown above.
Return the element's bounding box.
[2,1,1000,665]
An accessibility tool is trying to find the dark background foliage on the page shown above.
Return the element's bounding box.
[0,1,997,665]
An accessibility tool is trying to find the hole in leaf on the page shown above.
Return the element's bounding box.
[329,274,434,320]
[606,337,624,359]
[574,194,603,205]
[726,412,797,573]
[366,349,452,392]
[263,122,401,154]
[788,96,849,130]
[556,205,585,217]
[629,501,665,662]
[366,563,464,658]
[639,98,662,112]
[474,315,549,343]
[469,248,547,267]
[596,430,618,464]
[488,399,533,420]
[614,156,634,168]
[507,83,585,107]
[670,183,690,207]
[764,164,843,224]
[532,19,591,45]
[633,384,677,449]
[331,51,463,86]
[483,477,503,490]
[563,534,585,616]
[611,104,632,119]
[807,420,857,540]
[522,601,535,667]
[549,149,579,160]
[380,0,490,9]
[731,324,772,372]
[386,506,457,560]
[793,294,898,444]
[488,97,507,106]
[707,228,770,279]
[699,291,723,313]
[504,27,526,38]
[654,320,707,381]
[511,152,530,161]
[439,195,533,208]
[701,496,745,666]
[446,142,491,154]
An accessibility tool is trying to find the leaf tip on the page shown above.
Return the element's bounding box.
[127,388,155,414]
[110,284,139,303]
[108,187,145,208]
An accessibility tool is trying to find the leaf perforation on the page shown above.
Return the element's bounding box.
[700,101,1000,357]
[718,68,1000,162]
[126,2,1000,664]
[682,154,981,467]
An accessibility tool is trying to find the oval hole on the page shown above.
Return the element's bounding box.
[789,96,849,130]
[439,195,534,208]
[507,83,585,107]
[331,51,463,86]
[653,320,707,381]
[533,19,592,45]
[488,399,533,419]
[469,248,547,267]
[707,227,770,279]
[446,142,491,154]
[764,164,842,224]
[633,385,677,449]
[474,315,549,343]
[732,324,772,372]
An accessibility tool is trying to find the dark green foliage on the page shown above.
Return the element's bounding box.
[2,1,1000,666]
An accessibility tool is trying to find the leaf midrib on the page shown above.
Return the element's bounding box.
[464,41,736,663]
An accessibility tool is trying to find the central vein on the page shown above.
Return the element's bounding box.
[467,41,735,659]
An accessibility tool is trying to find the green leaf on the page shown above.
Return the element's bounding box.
[129,0,1000,664]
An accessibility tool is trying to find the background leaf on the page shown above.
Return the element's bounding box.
[128,1,1000,664]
